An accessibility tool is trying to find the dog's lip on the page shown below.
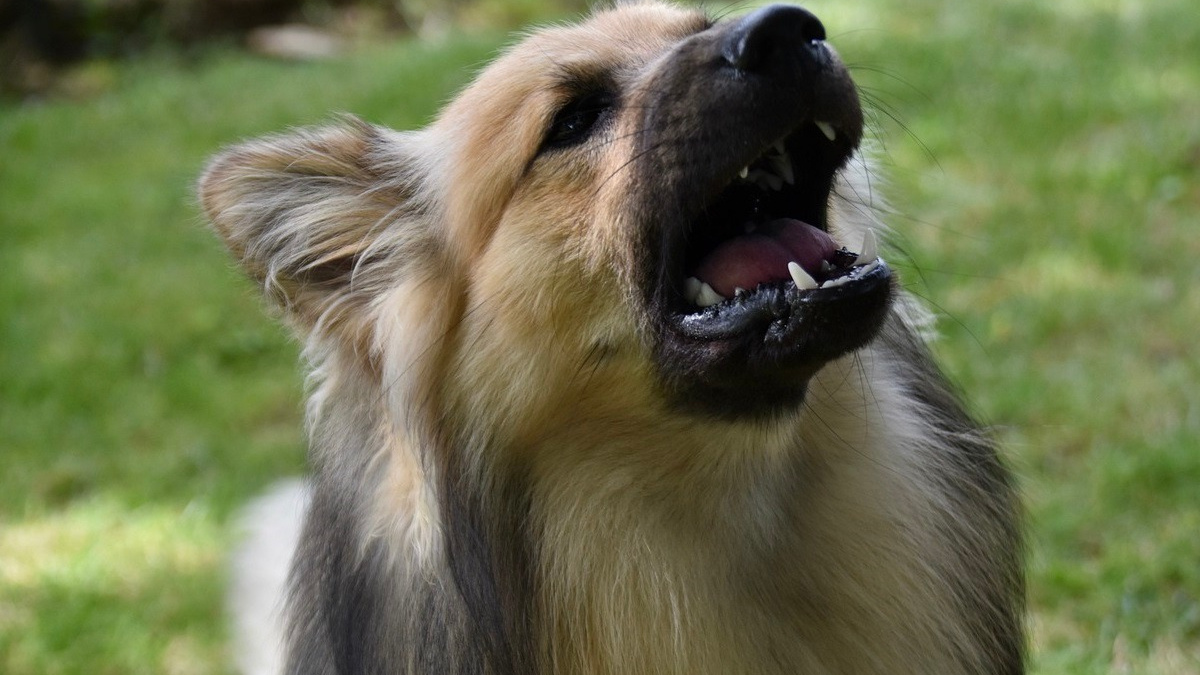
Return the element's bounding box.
[672,254,891,341]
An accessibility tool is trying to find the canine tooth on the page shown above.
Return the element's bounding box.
[854,228,879,265]
[820,260,835,274]
[696,282,726,307]
[734,287,748,298]
[815,121,837,142]
[738,166,750,180]
[788,262,818,291]
[683,277,702,303]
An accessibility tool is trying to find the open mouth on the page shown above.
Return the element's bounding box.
[665,119,891,343]
[634,5,893,414]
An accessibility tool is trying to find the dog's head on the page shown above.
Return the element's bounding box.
[200,2,892,429]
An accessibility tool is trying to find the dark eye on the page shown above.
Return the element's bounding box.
[542,91,615,152]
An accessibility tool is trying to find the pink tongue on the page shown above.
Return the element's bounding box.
[693,219,837,298]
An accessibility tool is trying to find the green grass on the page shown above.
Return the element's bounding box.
[1,0,1197,672]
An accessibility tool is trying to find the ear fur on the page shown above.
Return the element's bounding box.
[199,119,430,344]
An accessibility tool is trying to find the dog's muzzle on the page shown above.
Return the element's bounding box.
[631,4,893,417]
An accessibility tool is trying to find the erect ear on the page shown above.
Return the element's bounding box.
[199,119,426,343]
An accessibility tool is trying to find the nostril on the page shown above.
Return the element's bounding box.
[722,4,827,72]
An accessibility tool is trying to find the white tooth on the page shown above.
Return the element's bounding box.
[815,121,837,142]
[860,260,881,275]
[738,166,750,180]
[788,262,818,291]
[683,277,702,303]
[854,228,879,265]
[734,287,748,298]
[696,282,726,307]
[820,260,835,274]
[820,275,852,289]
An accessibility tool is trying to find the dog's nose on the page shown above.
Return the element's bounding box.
[722,4,827,72]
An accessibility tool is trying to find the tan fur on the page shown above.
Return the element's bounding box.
[205,3,1022,674]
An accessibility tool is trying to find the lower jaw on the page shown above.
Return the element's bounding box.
[654,261,893,418]
[673,258,891,341]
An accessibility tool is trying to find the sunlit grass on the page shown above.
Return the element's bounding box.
[0,500,229,675]
[2,0,1197,672]
[0,35,502,674]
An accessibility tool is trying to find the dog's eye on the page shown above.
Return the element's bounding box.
[542,92,614,151]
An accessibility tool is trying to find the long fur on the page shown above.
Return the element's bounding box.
[204,3,1024,674]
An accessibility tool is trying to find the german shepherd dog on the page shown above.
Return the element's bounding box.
[201,2,1024,673]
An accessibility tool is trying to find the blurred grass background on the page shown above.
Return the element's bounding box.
[1,0,1197,673]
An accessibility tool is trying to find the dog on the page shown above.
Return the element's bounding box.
[200,2,1024,673]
